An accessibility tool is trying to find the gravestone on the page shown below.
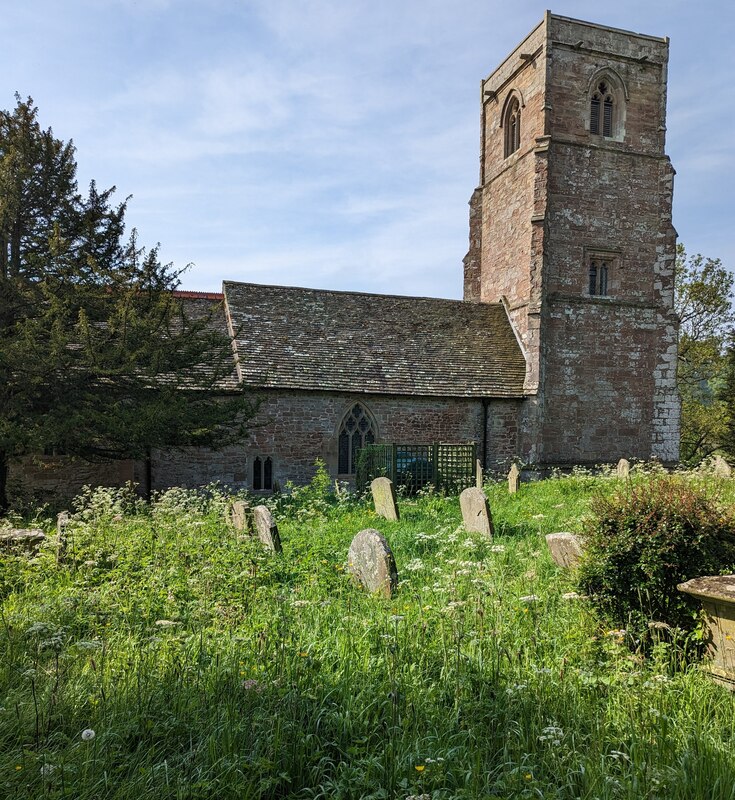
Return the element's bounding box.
[714,455,732,478]
[508,463,520,494]
[252,505,283,553]
[228,500,252,533]
[475,459,484,489]
[616,458,630,479]
[545,532,584,569]
[459,487,494,537]
[347,528,398,598]
[371,477,399,521]
[0,528,46,551]
[56,511,71,564]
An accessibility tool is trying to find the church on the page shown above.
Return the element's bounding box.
[13,12,680,500]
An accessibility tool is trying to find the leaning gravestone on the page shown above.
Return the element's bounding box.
[545,532,584,569]
[714,455,732,478]
[459,487,494,537]
[252,505,283,553]
[371,477,399,521]
[616,458,630,479]
[347,528,398,598]
[228,500,252,533]
[508,463,521,494]
[0,528,46,551]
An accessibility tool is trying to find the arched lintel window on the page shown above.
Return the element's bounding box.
[587,69,627,140]
[500,89,524,158]
[337,402,377,475]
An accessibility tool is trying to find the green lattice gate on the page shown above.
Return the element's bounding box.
[356,442,477,495]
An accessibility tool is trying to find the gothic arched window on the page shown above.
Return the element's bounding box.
[590,80,615,137]
[338,403,376,474]
[504,96,521,158]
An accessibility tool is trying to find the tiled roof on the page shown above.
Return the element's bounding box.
[223,282,526,398]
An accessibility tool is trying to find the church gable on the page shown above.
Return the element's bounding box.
[224,281,526,398]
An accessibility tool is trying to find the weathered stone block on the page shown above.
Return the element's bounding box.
[545,532,584,569]
[0,528,46,551]
[228,500,252,533]
[459,487,494,537]
[252,505,282,553]
[714,456,732,478]
[616,458,630,479]
[371,477,399,521]
[347,528,398,598]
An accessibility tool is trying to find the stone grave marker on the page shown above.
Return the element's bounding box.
[347,528,398,598]
[0,528,46,551]
[508,463,520,494]
[371,477,399,521]
[545,532,584,569]
[228,499,252,533]
[56,511,71,564]
[714,455,732,478]
[459,487,494,537]
[475,459,484,489]
[616,458,631,479]
[252,505,283,553]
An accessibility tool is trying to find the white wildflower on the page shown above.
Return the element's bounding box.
[520,594,540,603]
[40,763,56,777]
[81,729,96,741]
[490,544,506,553]
[154,620,180,628]
[290,600,311,608]
[404,558,425,572]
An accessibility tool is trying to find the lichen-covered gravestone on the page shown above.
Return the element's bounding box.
[459,487,494,537]
[228,500,252,533]
[252,505,283,553]
[0,528,46,551]
[371,477,399,521]
[616,458,631,479]
[545,532,584,568]
[508,463,520,494]
[714,456,732,478]
[347,528,398,598]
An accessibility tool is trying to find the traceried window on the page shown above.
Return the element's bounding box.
[588,256,611,297]
[590,81,614,137]
[338,403,376,475]
[253,456,273,491]
[504,96,521,158]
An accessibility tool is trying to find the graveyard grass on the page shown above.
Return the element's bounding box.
[3,469,735,799]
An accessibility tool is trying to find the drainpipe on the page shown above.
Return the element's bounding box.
[482,398,489,471]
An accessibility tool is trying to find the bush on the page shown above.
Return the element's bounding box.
[578,477,735,635]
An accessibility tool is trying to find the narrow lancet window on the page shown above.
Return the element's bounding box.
[590,81,615,137]
[504,96,521,158]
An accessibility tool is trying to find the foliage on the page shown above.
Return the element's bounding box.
[4,474,735,798]
[578,476,735,637]
[0,96,254,509]
[675,244,735,463]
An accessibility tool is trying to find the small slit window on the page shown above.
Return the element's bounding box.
[338,403,376,475]
[253,456,273,491]
[503,96,521,158]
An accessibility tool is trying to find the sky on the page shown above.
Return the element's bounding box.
[2,0,734,298]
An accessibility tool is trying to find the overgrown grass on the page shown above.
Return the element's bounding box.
[2,470,735,799]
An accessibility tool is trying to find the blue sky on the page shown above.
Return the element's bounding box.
[3,1,733,298]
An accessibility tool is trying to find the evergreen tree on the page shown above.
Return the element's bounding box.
[0,96,253,509]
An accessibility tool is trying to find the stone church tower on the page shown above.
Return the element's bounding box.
[464,13,680,468]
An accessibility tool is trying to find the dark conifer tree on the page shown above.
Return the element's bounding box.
[0,96,253,509]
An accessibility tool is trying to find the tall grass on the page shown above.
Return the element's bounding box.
[1,471,735,799]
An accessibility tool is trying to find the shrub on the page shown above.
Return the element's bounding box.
[578,477,735,635]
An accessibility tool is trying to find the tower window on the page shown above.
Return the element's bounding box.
[587,255,612,297]
[338,403,376,474]
[503,96,521,158]
[590,81,614,137]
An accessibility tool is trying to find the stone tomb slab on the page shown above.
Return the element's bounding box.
[545,532,584,569]
[252,505,283,553]
[459,487,494,537]
[347,528,398,598]
[371,477,399,521]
